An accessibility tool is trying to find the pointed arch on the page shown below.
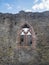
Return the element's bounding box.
[17,22,36,49]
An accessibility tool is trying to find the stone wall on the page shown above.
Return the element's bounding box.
[0,11,49,65]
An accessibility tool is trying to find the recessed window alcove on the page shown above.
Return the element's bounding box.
[17,23,36,49]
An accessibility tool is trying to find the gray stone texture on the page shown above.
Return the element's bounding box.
[0,11,49,65]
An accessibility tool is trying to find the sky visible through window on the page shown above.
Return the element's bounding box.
[0,0,49,13]
[21,28,31,35]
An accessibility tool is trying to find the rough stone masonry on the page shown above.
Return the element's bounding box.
[0,11,49,65]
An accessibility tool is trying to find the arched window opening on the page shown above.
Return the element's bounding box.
[19,24,33,46]
[17,23,36,49]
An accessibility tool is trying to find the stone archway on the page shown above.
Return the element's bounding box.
[17,22,36,49]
